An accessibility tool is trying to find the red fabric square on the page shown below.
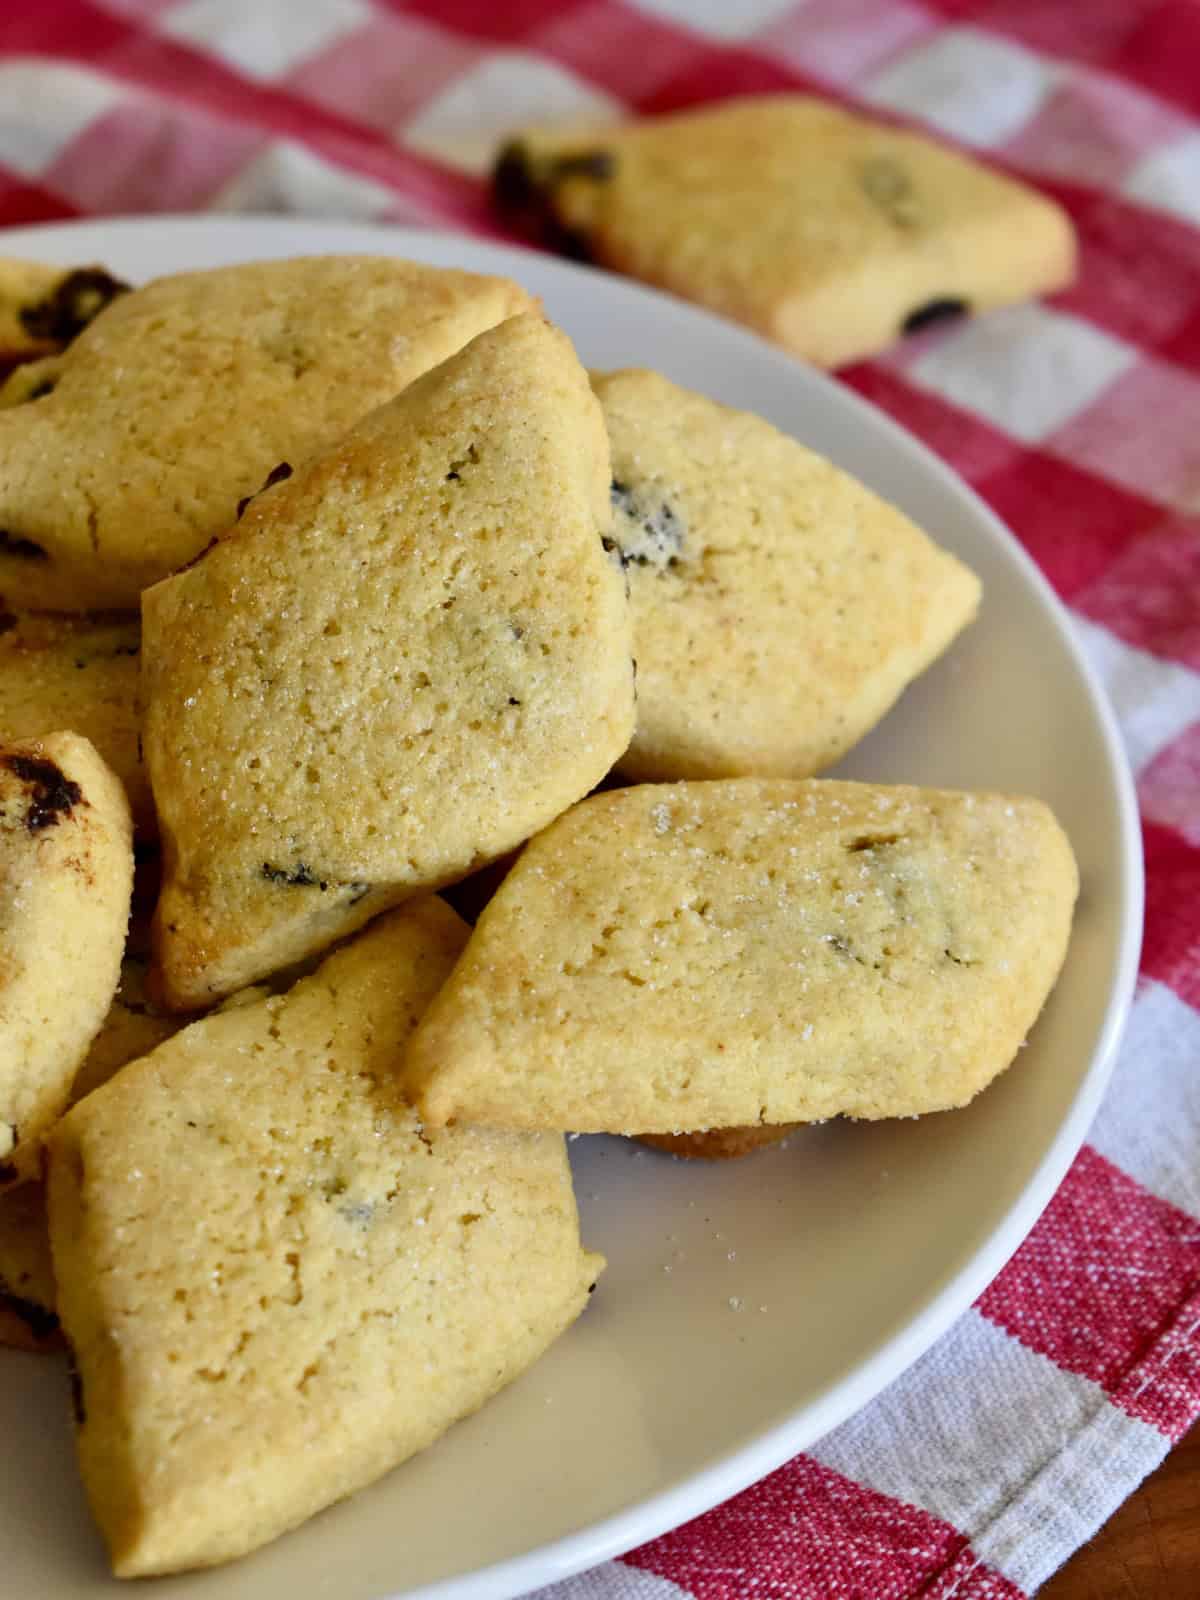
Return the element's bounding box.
[975,450,1160,599]
[1141,821,1200,1010]
[627,1454,1021,1600]
[979,1145,1200,1437]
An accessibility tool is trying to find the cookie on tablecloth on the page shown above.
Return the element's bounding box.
[0,611,151,836]
[595,368,979,780]
[0,733,132,1187]
[0,259,128,368]
[494,95,1075,368]
[0,255,535,609]
[406,779,1078,1135]
[143,313,633,1010]
[46,897,601,1576]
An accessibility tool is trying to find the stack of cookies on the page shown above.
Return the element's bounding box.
[0,237,1076,1578]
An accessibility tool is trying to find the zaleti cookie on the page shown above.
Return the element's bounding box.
[0,611,151,836]
[46,899,600,1576]
[595,368,980,780]
[0,733,132,1186]
[0,255,535,609]
[0,957,181,1352]
[494,96,1076,368]
[406,779,1078,1134]
[0,259,128,367]
[144,312,633,1010]
[636,1125,799,1160]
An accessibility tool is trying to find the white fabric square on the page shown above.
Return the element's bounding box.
[1088,981,1200,1218]
[403,53,621,176]
[0,60,122,178]
[626,0,805,39]
[906,304,1136,444]
[1124,132,1200,228]
[1072,615,1200,774]
[161,0,372,82]
[209,140,396,220]
[866,25,1063,146]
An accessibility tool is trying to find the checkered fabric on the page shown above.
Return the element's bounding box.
[2,4,1198,1596]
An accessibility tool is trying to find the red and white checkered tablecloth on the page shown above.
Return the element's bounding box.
[2,4,1199,1596]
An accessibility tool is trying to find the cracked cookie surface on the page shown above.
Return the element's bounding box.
[405,778,1078,1135]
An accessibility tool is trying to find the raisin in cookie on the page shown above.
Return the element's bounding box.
[0,610,151,835]
[595,368,979,780]
[0,255,535,610]
[0,956,180,1352]
[0,258,128,368]
[0,733,132,1186]
[47,897,601,1576]
[406,778,1078,1134]
[143,313,633,1010]
[494,95,1075,368]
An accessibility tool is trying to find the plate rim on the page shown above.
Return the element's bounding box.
[0,214,1146,1600]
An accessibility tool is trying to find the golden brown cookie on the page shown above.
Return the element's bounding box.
[0,255,535,609]
[495,95,1075,367]
[47,898,601,1576]
[0,732,132,1187]
[143,312,633,1010]
[635,1125,799,1160]
[595,367,980,779]
[406,778,1078,1134]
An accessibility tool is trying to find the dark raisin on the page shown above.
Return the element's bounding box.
[588,1282,597,1295]
[0,1286,59,1342]
[4,754,82,831]
[0,529,48,561]
[492,142,539,216]
[609,480,684,570]
[236,460,293,521]
[491,142,597,262]
[19,268,130,346]
[261,860,325,889]
[346,881,372,906]
[902,298,968,336]
[26,378,55,401]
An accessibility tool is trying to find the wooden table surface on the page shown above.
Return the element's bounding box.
[1040,1420,1199,1599]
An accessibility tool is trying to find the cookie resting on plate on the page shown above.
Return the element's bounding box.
[46,897,601,1576]
[595,367,980,781]
[142,312,634,1010]
[0,255,535,609]
[494,95,1075,368]
[0,732,132,1188]
[405,778,1078,1135]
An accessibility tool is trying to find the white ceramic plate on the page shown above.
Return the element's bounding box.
[1,218,1142,1600]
